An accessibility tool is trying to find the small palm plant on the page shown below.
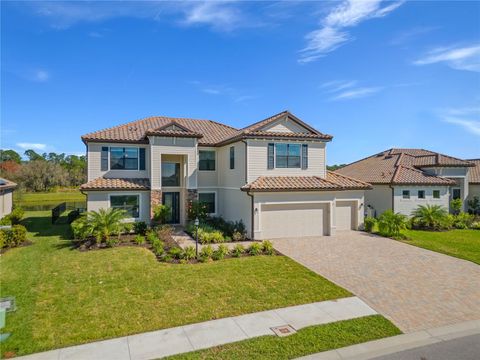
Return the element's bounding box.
[378,210,407,237]
[86,208,128,244]
[411,204,448,230]
[153,204,171,224]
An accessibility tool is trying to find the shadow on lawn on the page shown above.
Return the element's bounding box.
[21,214,72,241]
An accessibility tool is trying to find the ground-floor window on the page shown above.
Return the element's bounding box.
[110,194,140,218]
[198,192,216,214]
[452,188,461,200]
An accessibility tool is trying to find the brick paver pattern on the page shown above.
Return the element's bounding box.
[272,231,480,333]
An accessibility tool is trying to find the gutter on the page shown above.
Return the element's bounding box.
[389,185,395,212]
[246,191,255,240]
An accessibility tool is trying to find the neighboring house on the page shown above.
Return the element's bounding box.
[80,111,371,239]
[467,159,480,203]
[0,178,17,219]
[335,148,475,216]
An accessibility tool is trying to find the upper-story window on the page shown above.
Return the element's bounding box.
[199,150,215,171]
[418,190,425,199]
[433,190,440,199]
[402,190,410,199]
[162,162,180,187]
[102,146,146,171]
[230,146,235,169]
[268,143,308,169]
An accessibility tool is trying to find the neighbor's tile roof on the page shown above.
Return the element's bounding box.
[0,178,17,190]
[80,178,150,191]
[81,111,332,146]
[241,171,371,192]
[468,159,480,184]
[335,148,474,185]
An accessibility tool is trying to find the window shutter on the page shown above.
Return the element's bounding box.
[139,148,146,170]
[230,146,235,169]
[101,147,109,171]
[302,144,308,169]
[267,143,274,169]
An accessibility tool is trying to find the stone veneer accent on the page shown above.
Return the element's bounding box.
[150,190,162,220]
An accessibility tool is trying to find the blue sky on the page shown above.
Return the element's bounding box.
[2,0,479,164]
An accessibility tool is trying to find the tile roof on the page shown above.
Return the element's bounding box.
[468,159,480,184]
[335,148,474,185]
[0,178,17,190]
[241,171,371,192]
[81,111,332,146]
[80,178,150,191]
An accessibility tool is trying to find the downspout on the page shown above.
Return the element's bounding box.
[389,185,395,212]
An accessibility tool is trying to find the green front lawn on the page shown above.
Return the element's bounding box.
[14,190,85,207]
[166,315,401,360]
[401,229,480,264]
[0,211,350,357]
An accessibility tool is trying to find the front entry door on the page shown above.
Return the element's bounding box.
[162,192,180,224]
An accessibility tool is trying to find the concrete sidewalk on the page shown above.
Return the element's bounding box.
[16,296,376,360]
[298,319,480,360]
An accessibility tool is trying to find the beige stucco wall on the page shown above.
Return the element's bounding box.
[246,139,327,182]
[393,186,450,216]
[0,190,13,219]
[262,117,309,133]
[217,188,252,238]
[149,137,198,189]
[365,185,392,216]
[468,184,480,201]
[86,191,151,222]
[87,142,150,181]
[217,141,246,188]
[252,190,364,239]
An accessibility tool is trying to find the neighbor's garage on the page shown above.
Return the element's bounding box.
[335,201,357,230]
[259,202,329,239]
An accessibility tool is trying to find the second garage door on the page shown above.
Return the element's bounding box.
[260,203,328,239]
[335,201,356,230]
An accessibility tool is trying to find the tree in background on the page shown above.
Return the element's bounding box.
[0,149,22,164]
[327,164,347,171]
[24,149,45,162]
[16,161,70,192]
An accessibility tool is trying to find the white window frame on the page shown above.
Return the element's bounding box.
[108,145,141,171]
[198,190,217,215]
[109,193,141,221]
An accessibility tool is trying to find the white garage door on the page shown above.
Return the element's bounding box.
[260,203,328,239]
[335,201,356,230]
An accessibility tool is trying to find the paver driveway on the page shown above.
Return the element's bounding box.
[272,231,480,333]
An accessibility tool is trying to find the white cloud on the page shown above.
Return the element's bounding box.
[34,70,50,82]
[390,26,438,46]
[180,1,242,30]
[299,0,404,63]
[321,79,382,100]
[414,44,480,72]
[440,107,480,136]
[191,81,256,102]
[16,143,47,151]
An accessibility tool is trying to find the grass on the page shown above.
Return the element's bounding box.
[0,211,350,357]
[166,315,401,360]
[401,229,480,265]
[14,190,85,207]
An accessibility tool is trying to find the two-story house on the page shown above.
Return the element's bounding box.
[335,148,476,216]
[80,111,371,240]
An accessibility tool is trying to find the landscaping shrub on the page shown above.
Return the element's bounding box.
[248,242,262,256]
[133,221,148,235]
[450,198,463,215]
[0,216,11,225]
[212,244,229,260]
[0,225,28,248]
[182,246,196,261]
[152,242,164,256]
[411,204,450,230]
[146,230,159,244]
[261,240,274,255]
[231,244,245,257]
[169,247,183,260]
[71,215,91,240]
[0,230,5,249]
[364,216,376,233]
[453,212,475,229]
[73,208,128,244]
[134,234,145,245]
[468,196,480,215]
[186,223,226,244]
[187,200,209,221]
[232,231,244,241]
[378,210,407,237]
[7,207,24,225]
[199,245,214,261]
[105,237,119,248]
[204,216,246,240]
[471,221,480,230]
[153,204,171,224]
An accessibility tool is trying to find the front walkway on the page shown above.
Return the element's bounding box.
[16,297,376,360]
[272,231,480,333]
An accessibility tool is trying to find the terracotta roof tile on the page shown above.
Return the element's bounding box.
[468,159,480,184]
[241,171,371,192]
[80,178,150,191]
[336,148,474,185]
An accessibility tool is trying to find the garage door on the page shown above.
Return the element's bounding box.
[260,203,328,239]
[335,201,356,230]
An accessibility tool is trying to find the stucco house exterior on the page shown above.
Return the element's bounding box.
[335,149,476,217]
[80,111,371,239]
[0,178,17,219]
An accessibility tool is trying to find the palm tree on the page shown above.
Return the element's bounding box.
[411,204,448,230]
[86,208,128,244]
[378,210,407,237]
